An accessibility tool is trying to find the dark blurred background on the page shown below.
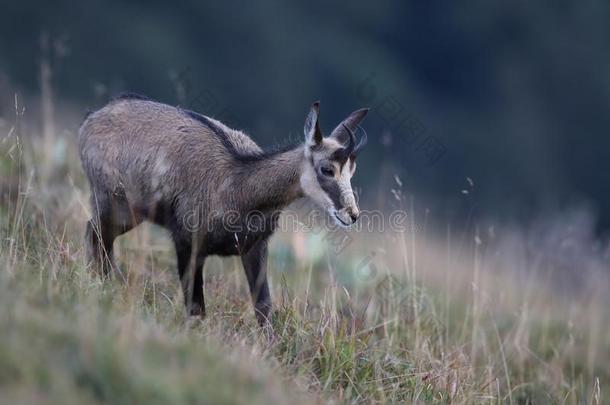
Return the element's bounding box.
[1,1,609,234]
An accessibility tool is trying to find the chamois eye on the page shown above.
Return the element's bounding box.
[320,166,334,177]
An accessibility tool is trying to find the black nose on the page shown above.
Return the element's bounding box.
[349,211,359,223]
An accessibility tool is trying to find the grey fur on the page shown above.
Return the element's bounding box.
[79,97,367,325]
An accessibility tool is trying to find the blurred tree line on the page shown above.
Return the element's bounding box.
[1,0,610,232]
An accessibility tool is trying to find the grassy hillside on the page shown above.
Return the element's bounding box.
[0,117,608,404]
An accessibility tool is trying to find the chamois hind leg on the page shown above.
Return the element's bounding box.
[241,238,272,326]
[174,237,206,318]
[85,192,138,279]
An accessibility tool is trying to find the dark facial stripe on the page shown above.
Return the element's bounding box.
[316,173,343,210]
[330,149,350,170]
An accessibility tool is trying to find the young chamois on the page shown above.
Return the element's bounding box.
[79,94,368,325]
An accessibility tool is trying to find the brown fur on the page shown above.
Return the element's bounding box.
[79,96,367,324]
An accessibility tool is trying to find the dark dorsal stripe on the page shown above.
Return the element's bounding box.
[183,109,226,138]
[182,108,297,164]
[109,93,298,165]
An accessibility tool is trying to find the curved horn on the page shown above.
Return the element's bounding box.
[330,124,356,163]
[342,123,356,155]
[330,108,369,143]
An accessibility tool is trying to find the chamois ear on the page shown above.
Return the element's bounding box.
[329,108,369,144]
[304,101,323,146]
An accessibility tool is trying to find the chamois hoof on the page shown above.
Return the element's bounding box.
[185,315,205,329]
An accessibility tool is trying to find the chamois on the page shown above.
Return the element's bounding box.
[79,94,368,325]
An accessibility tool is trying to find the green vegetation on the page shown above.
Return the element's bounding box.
[0,127,608,404]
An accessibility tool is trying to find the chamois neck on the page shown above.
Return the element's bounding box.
[236,145,305,212]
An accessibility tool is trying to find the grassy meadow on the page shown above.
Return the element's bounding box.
[0,103,608,404]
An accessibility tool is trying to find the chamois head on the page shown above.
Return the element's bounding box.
[300,101,369,227]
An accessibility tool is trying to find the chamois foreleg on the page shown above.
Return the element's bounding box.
[174,237,206,318]
[241,238,272,326]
